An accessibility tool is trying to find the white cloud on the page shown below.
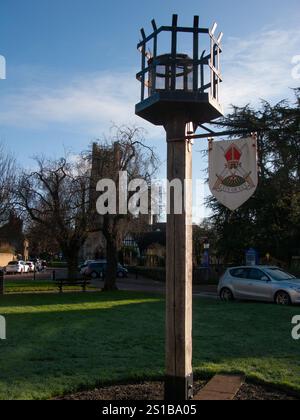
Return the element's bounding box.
[221,27,300,109]
[1,25,299,223]
[0,26,298,142]
[0,70,156,136]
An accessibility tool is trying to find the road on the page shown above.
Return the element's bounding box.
[91,277,218,298]
[3,268,218,298]
[3,268,66,281]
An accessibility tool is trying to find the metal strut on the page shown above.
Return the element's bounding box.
[170,128,260,143]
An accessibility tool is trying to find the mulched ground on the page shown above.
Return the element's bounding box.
[235,383,298,400]
[56,380,298,401]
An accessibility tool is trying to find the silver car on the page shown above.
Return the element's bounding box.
[218,266,300,305]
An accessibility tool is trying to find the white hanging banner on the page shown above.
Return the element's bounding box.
[209,136,258,211]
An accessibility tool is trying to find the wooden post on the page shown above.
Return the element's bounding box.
[164,117,193,400]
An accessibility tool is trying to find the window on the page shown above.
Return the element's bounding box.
[264,268,295,281]
[230,268,248,278]
[92,263,104,268]
[246,268,268,281]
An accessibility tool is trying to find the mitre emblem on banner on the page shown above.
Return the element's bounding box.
[209,136,258,211]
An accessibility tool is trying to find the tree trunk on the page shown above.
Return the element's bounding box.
[103,239,119,291]
[65,250,80,280]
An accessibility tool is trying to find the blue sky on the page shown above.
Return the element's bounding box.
[0,0,299,220]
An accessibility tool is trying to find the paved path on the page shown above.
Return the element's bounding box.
[4,269,219,299]
[91,275,218,299]
[194,375,245,401]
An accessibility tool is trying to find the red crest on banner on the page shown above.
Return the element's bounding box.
[209,136,258,211]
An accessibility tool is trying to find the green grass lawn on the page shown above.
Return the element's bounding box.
[4,281,97,294]
[0,291,299,400]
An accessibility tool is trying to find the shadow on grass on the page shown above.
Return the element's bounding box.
[0,293,165,399]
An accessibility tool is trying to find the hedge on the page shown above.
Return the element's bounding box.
[128,266,221,285]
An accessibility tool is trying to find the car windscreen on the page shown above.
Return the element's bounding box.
[264,268,295,281]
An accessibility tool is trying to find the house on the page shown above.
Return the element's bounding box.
[136,223,166,267]
[0,214,29,267]
[80,231,106,261]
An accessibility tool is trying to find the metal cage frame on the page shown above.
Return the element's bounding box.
[136,14,223,105]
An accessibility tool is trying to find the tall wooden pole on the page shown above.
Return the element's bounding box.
[164,117,193,400]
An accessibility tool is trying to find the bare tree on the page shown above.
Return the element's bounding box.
[89,125,159,291]
[0,143,16,224]
[26,220,61,260]
[17,156,93,279]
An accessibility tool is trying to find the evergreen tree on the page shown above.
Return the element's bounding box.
[208,90,300,264]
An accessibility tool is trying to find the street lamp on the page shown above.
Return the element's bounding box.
[136,14,223,400]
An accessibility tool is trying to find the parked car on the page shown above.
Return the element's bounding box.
[78,260,98,273]
[32,259,47,272]
[83,261,128,279]
[218,266,300,306]
[25,261,35,272]
[34,259,43,272]
[5,261,29,274]
[41,260,48,270]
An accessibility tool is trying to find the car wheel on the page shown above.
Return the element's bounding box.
[90,271,99,279]
[117,271,125,279]
[220,288,234,302]
[275,291,291,306]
